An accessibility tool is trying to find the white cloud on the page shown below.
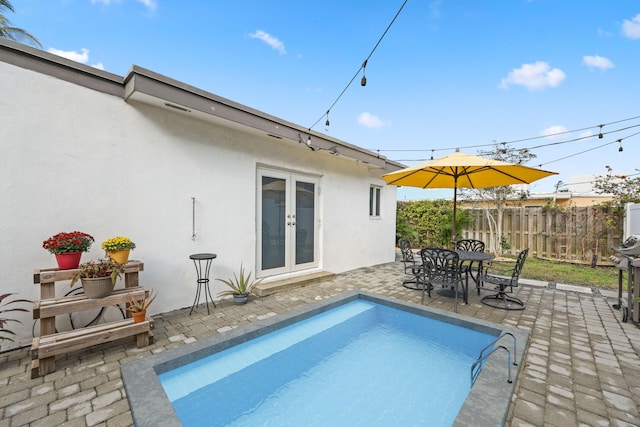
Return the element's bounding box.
[622,13,640,39]
[357,112,387,129]
[579,130,593,139]
[91,0,157,11]
[583,55,614,70]
[249,30,286,55]
[541,125,568,138]
[47,48,104,70]
[48,47,90,64]
[498,61,566,90]
[136,0,157,10]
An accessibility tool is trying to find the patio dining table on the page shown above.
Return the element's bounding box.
[436,249,495,303]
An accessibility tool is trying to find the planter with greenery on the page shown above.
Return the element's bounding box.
[42,231,95,269]
[102,236,136,264]
[126,290,157,323]
[216,264,262,305]
[70,259,125,298]
[0,293,31,349]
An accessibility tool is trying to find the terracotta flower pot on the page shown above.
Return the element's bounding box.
[55,252,82,270]
[108,249,131,264]
[81,277,115,298]
[132,310,146,323]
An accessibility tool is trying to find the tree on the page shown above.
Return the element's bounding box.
[0,0,41,48]
[459,143,536,254]
[594,166,640,205]
[594,165,640,233]
[396,200,473,248]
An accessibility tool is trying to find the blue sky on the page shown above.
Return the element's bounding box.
[10,0,640,200]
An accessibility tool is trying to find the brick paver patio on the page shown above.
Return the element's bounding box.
[1,260,639,426]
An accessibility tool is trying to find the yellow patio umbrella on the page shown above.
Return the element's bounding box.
[382,149,558,245]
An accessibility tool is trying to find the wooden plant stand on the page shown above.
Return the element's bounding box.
[31,261,153,378]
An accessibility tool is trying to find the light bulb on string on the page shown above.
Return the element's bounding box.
[598,124,604,139]
[430,149,434,160]
[325,111,330,131]
[361,59,367,86]
[618,140,623,152]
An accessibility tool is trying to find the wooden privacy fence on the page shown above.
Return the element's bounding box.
[462,207,623,264]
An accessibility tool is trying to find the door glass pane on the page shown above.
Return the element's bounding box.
[295,181,315,264]
[262,176,286,270]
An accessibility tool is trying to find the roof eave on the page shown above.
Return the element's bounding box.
[123,66,404,171]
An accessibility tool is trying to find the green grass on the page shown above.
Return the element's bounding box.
[516,257,620,289]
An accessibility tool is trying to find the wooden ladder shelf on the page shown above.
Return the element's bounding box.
[31,261,153,378]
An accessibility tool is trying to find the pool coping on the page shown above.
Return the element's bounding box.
[121,291,529,427]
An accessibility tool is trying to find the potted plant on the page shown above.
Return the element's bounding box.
[216,264,262,305]
[70,259,125,298]
[126,290,157,323]
[42,231,94,270]
[0,293,31,350]
[102,236,136,264]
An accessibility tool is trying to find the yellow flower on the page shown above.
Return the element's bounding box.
[101,236,136,252]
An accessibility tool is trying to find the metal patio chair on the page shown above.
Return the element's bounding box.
[455,239,485,253]
[419,248,468,312]
[399,238,422,289]
[478,249,529,311]
[455,239,486,285]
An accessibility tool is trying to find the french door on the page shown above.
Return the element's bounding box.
[257,169,319,276]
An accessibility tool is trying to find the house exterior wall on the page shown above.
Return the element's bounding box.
[0,54,397,350]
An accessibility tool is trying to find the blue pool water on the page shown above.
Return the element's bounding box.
[159,300,496,426]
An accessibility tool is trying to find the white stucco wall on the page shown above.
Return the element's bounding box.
[0,60,397,350]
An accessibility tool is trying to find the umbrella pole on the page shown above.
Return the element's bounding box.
[451,179,458,249]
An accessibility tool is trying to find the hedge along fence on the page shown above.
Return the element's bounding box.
[462,206,623,263]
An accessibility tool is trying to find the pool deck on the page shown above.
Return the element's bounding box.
[1,260,639,426]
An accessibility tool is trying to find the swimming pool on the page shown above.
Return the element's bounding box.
[122,291,528,426]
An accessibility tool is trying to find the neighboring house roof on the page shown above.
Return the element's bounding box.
[459,191,613,208]
[0,38,404,172]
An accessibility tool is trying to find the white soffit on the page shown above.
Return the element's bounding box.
[123,66,392,169]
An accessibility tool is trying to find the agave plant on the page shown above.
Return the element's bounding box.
[0,293,31,343]
[126,289,158,313]
[216,264,262,297]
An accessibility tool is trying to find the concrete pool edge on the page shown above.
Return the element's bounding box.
[121,291,529,427]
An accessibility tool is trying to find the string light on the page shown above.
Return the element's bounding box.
[536,130,640,168]
[598,124,604,139]
[361,59,367,87]
[307,0,409,132]
[370,115,640,157]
